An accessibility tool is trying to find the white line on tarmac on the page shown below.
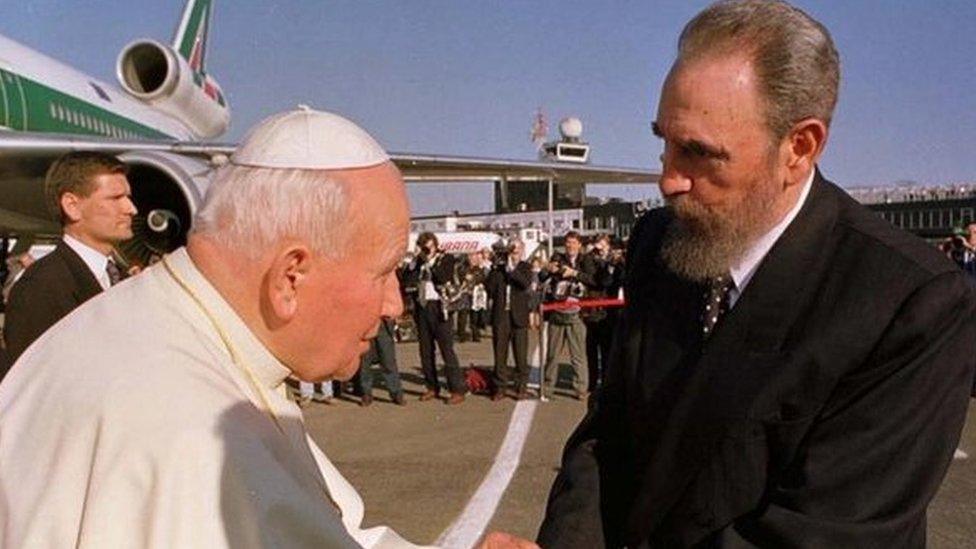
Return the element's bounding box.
[436,399,539,549]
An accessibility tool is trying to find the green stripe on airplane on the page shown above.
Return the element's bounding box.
[177,0,210,62]
[0,69,171,139]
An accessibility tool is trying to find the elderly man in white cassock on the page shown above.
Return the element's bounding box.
[0,107,433,548]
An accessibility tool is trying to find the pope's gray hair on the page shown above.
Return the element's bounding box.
[677,0,840,141]
[191,164,350,260]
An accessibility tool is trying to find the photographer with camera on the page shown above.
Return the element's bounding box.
[402,232,467,405]
[486,238,534,401]
[540,231,598,401]
[454,251,488,343]
[582,234,618,393]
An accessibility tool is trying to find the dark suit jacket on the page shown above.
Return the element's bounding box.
[4,241,104,362]
[486,260,533,328]
[538,173,976,548]
[401,252,456,303]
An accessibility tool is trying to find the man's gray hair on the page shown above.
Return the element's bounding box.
[677,0,840,140]
[191,164,350,260]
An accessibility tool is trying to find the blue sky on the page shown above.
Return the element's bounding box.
[5,1,975,215]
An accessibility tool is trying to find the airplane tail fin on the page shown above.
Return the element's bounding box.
[172,0,213,73]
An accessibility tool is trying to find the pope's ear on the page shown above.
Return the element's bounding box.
[267,245,313,321]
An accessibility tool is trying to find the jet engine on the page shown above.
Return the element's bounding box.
[115,151,214,266]
[116,40,230,139]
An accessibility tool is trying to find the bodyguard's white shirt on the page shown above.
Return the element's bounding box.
[63,233,113,289]
[0,247,428,549]
[728,169,815,307]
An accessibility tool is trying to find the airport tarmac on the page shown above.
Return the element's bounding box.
[303,338,976,548]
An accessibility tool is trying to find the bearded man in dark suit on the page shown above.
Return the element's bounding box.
[4,152,136,363]
[537,1,976,547]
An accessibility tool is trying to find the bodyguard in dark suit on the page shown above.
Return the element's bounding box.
[485,238,533,399]
[537,2,976,547]
[4,152,135,363]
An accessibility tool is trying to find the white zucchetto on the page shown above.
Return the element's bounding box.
[232,105,389,170]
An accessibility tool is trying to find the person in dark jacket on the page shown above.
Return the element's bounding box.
[539,231,599,401]
[485,238,533,400]
[4,152,136,363]
[401,232,467,405]
[537,2,976,547]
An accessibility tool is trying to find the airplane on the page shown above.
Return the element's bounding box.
[0,0,658,267]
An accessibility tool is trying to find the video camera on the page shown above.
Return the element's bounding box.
[491,240,515,268]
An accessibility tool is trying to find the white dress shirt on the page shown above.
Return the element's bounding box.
[728,169,815,308]
[63,233,113,289]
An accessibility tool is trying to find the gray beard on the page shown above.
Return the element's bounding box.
[660,185,779,282]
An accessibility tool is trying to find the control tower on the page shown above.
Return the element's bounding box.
[494,116,589,212]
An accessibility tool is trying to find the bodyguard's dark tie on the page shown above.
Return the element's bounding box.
[702,274,734,339]
[106,259,122,287]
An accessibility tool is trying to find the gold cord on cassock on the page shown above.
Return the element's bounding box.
[162,256,343,516]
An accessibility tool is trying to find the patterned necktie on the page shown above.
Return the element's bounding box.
[106,259,122,287]
[702,274,734,338]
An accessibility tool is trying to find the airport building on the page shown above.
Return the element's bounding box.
[411,192,662,245]
[849,183,976,240]
[412,181,976,248]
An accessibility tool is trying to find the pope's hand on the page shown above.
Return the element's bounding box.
[478,531,540,549]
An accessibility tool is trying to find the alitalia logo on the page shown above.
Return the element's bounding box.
[187,10,206,73]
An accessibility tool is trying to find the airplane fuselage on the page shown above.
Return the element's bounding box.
[0,34,189,141]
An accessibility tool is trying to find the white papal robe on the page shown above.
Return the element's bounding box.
[0,248,430,549]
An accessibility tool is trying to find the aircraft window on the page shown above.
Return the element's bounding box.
[49,103,57,119]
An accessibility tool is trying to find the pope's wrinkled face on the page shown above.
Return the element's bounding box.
[653,54,785,280]
[294,163,409,381]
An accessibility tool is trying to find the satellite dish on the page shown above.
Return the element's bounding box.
[559,117,583,140]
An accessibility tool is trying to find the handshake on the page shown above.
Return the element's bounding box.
[478,532,540,549]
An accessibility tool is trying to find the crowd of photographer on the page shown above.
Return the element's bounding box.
[394,230,627,405]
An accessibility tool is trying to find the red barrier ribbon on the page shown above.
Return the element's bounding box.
[541,298,625,312]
